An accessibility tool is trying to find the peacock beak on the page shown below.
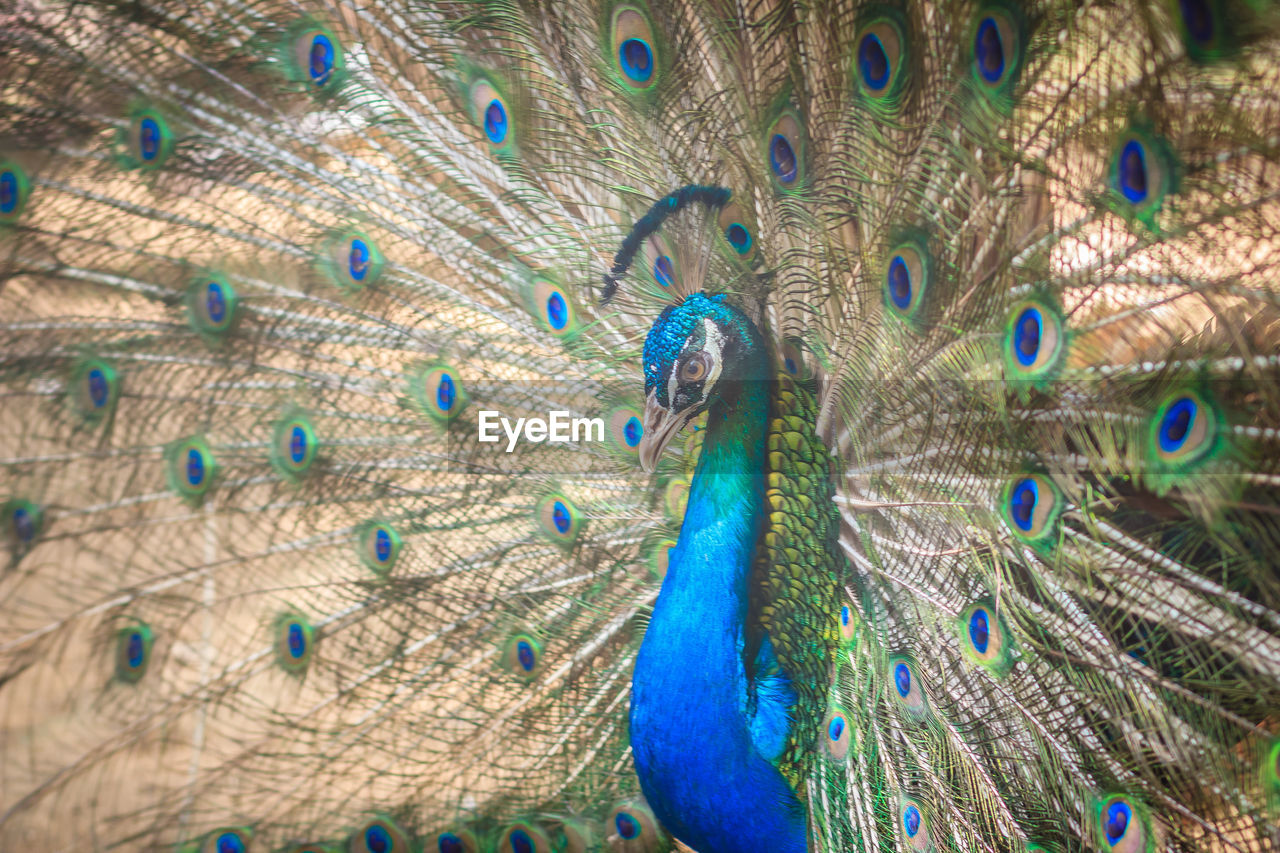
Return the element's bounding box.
[638,391,689,473]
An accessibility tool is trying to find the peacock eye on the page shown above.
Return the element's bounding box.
[679,352,710,382]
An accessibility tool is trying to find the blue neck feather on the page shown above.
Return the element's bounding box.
[630,340,807,853]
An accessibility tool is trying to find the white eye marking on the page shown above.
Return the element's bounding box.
[701,319,725,389]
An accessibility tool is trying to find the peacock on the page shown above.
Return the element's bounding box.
[2,0,1279,850]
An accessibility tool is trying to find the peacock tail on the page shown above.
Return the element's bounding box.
[1,0,1279,850]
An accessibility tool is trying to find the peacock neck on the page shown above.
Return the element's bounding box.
[631,341,806,853]
[655,339,770,648]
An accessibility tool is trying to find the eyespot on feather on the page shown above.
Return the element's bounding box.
[883,241,930,324]
[537,494,583,544]
[71,359,119,420]
[123,108,174,170]
[766,112,805,189]
[1109,128,1176,221]
[187,274,239,338]
[411,364,468,423]
[717,202,757,261]
[1095,795,1149,853]
[357,521,402,575]
[194,827,253,853]
[166,437,217,502]
[0,159,31,223]
[606,405,645,457]
[286,21,346,91]
[899,798,933,850]
[349,816,410,853]
[611,6,660,90]
[607,801,662,851]
[468,77,514,150]
[959,601,1013,674]
[531,278,577,336]
[1001,473,1063,545]
[889,657,929,718]
[272,413,318,478]
[822,706,851,759]
[320,230,384,292]
[115,622,154,683]
[498,822,552,853]
[970,4,1025,96]
[4,498,43,554]
[430,828,481,853]
[274,613,315,673]
[1003,299,1065,385]
[854,14,909,106]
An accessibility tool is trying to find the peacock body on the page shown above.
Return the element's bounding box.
[1,0,1279,851]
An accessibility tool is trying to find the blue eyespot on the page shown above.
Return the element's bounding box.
[12,506,33,543]
[0,169,17,214]
[883,241,931,322]
[859,33,890,90]
[1117,139,1148,204]
[116,623,153,682]
[359,522,402,574]
[138,117,162,161]
[126,630,145,668]
[828,715,845,741]
[516,639,536,671]
[366,824,392,853]
[969,608,990,654]
[1179,0,1214,45]
[769,134,797,183]
[1014,307,1041,365]
[438,834,465,853]
[889,660,929,720]
[616,812,640,839]
[309,33,335,85]
[484,99,508,144]
[903,804,921,837]
[348,238,370,281]
[613,8,659,89]
[216,832,246,853]
[85,368,109,408]
[551,500,571,534]
[546,291,568,330]
[653,255,674,287]
[840,605,850,626]
[169,438,216,500]
[974,17,1004,82]
[286,622,306,658]
[888,255,911,309]
[186,448,205,487]
[505,634,542,677]
[1158,397,1196,453]
[725,222,752,254]
[437,373,456,411]
[1148,391,1216,477]
[508,828,533,853]
[619,38,654,83]
[1009,477,1037,532]
[286,425,307,463]
[206,282,228,323]
[539,494,581,543]
[1104,800,1131,844]
[623,416,642,448]
[894,662,911,697]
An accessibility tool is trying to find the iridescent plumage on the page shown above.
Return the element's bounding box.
[2,1,1280,852]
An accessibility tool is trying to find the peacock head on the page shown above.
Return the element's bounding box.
[638,292,762,472]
